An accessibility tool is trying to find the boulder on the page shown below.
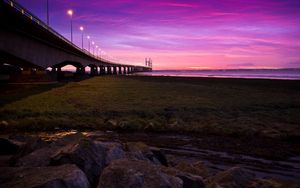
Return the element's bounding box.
[151,147,168,166]
[125,142,168,165]
[50,138,106,188]
[51,132,84,147]
[175,161,210,178]
[177,174,204,188]
[205,166,255,188]
[13,133,122,187]
[0,120,9,127]
[15,146,56,167]
[12,136,48,160]
[106,119,118,127]
[0,137,20,155]
[0,164,90,188]
[98,159,183,188]
[14,133,92,167]
[95,141,125,165]
[162,166,204,188]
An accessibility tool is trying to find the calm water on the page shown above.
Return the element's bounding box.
[135,69,300,80]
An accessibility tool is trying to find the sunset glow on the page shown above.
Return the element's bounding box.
[16,0,300,70]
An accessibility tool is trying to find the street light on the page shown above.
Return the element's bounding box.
[98,49,101,58]
[96,45,98,56]
[46,0,49,25]
[79,26,84,49]
[87,36,90,52]
[67,9,73,42]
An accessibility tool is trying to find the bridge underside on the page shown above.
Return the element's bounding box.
[0,50,43,69]
[0,0,151,82]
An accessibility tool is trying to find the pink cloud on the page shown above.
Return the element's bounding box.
[15,0,300,69]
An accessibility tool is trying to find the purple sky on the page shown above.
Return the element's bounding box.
[16,0,300,69]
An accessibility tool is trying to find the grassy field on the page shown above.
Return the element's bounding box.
[1,76,300,139]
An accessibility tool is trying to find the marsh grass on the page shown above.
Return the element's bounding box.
[1,76,300,139]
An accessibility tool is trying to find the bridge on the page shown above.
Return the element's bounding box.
[0,0,152,81]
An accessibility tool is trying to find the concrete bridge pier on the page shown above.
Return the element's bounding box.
[123,67,127,74]
[107,66,112,75]
[130,67,133,73]
[51,67,63,79]
[118,67,122,75]
[89,65,98,76]
[99,66,106,75]
[113,66,118,75]
[76,67,85,75]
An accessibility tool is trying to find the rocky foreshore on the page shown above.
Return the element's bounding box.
[0,132,299,188]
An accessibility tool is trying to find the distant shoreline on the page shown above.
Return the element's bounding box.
[134,68,300,80]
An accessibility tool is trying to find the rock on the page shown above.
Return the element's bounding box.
[162,166,204,188]
[14,134,109,187]
[14,133,91,167]
[0,120,8,126]
[15,146,56,167]
[13,135,73,167]
[98,159,183,188]
[0,164,90,188]
[125,142,168,165]
[125,142,149,161]
[175,161,209,178]
[0,138,20,155]
[248,178,300,188]
[51,138,106,188]
[205,166,255,188]
[95,141,125,165]
[51,132,84,147]
[151,147,168,166]
[177,174,204,188]
[13,136,48,159]
[106,119,118,127]
[143,122,155,131]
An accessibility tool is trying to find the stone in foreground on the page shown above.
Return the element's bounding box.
[51,138,106,188]
[98,159,183,188]
[205,166,255,188]
[0,164,90,188]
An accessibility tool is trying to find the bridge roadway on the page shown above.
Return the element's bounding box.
[0,0,151,78]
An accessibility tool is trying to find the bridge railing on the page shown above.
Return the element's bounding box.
[2,0,120,66]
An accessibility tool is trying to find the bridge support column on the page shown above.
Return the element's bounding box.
[97,67,100,75]
[100,66,106,75]
[124,67,127,74]
[118,67,122,75]
[76,67,85,74]
[90,66,98,76]
[130,67,134,73]
[107,66,112,75]
[113,66,117,75]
